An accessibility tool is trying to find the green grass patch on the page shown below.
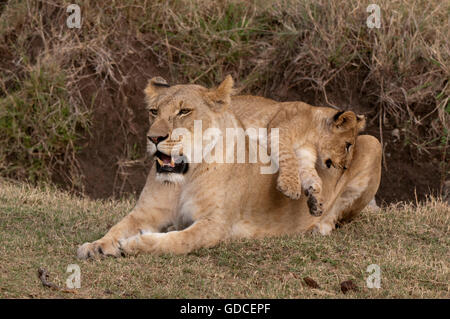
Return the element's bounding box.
[0,180,448,298]
[0,64,90,184]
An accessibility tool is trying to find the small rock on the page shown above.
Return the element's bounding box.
[340,280,358,294]
[303,277,320,289]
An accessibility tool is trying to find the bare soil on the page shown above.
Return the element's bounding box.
[74,49,165,198]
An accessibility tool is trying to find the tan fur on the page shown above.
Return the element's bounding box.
[269,103,366,216]
[77,77,381,259]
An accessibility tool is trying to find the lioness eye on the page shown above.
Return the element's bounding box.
[149,109,158,116]
[346,142,352,151]
[178,109,192,116]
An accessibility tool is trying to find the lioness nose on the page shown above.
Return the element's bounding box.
[148,135,168,145]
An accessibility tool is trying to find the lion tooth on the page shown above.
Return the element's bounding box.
[170,158,175,167]
[156,157,163,166]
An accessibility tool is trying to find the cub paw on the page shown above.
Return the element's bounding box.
[305,186,324,217]
[277,174,302,200]
[303,180,322,195]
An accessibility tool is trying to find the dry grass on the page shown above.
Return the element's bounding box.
[0,62,90,186]
[0,0,448,190]
[0,179,448,298]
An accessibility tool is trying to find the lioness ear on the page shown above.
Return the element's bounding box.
[356,114,366,132]
[144,76,170,103]
[331,110,357,131]
[206,75,234,111]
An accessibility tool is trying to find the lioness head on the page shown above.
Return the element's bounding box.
[144,75,234,183]
[319,110,366,170]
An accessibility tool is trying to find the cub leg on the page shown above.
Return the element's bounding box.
[275,128,302,200]
[296,145,324,216]
[77,170,179,259]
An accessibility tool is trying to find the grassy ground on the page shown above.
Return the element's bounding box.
[0,179,448,298]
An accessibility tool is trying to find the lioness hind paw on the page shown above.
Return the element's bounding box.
[313,222,334,235]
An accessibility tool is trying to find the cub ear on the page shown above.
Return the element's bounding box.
[144,76,170,103]
[356,114,366,132]
[331,110,357,131]
[206,75,234,111]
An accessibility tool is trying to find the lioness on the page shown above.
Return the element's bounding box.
[77,76,381,258]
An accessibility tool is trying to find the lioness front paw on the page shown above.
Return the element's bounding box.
[77,239,121,259]
[304,186,324,217]
[277,174,302,200]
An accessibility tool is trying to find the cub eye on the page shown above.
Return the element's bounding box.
[149,109,158,116]
[178,109,192,116]
[345,142,352,151]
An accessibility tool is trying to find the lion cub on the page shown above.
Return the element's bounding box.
[269,102,365,216]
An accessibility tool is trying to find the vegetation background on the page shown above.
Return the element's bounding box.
[0,0,448,202]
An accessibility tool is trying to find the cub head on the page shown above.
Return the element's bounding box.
[318,110,366,170]
[144,75,234,183]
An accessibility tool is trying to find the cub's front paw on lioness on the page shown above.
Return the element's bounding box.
[276,173,302,200]
[77,239,122,259]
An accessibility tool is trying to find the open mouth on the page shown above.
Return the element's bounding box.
[155,151,188,174]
